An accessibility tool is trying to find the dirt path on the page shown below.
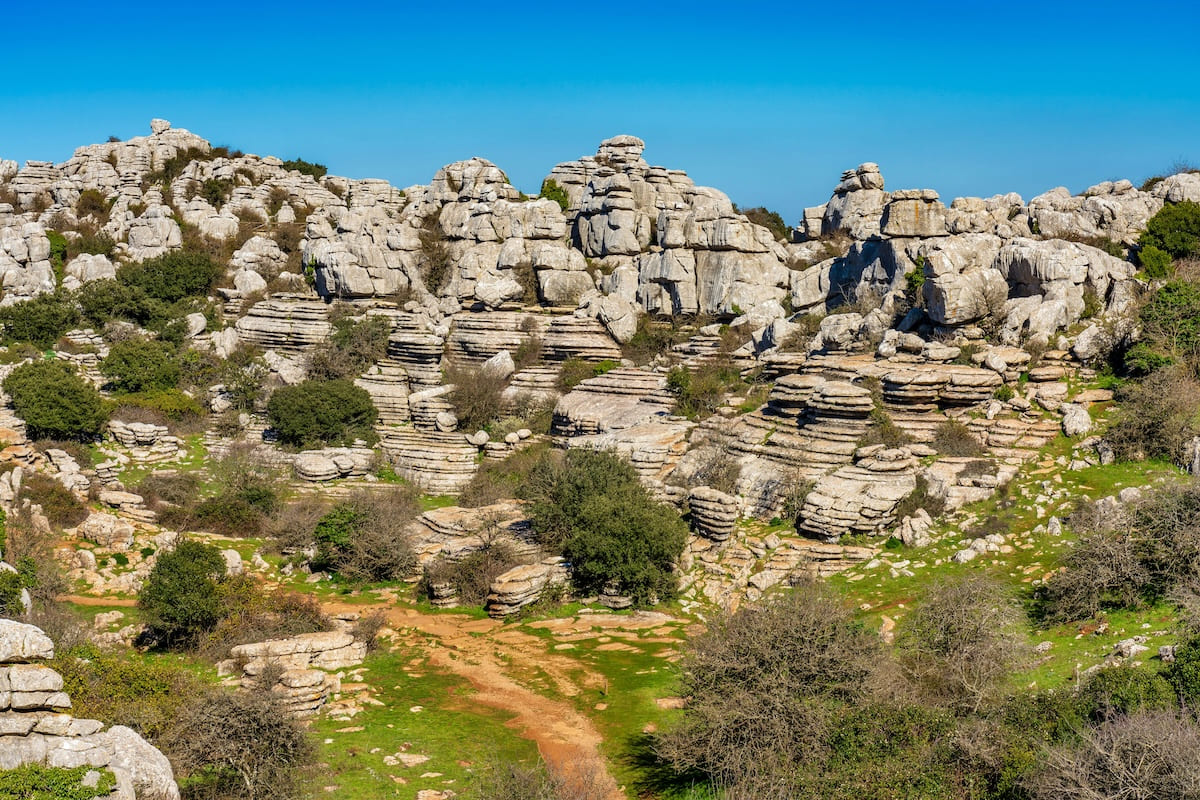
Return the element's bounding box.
[58,594,137,607]
[58,590,625,796]
[323,601,623,799]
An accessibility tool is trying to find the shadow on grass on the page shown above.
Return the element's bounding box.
[621,732,715,799]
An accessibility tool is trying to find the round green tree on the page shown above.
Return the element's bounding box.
[137,539,226,647]
[117,250,223,303]
[100,339,180,394]
[524,449,688,605]
[266,378,378,448]
[2,360,106,440]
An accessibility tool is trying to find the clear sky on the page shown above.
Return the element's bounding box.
[1,0,1197,223]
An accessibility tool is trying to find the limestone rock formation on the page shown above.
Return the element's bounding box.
[0,619,180,799]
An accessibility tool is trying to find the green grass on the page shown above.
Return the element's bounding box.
[299,646,539,799]
[827,433,1187,690]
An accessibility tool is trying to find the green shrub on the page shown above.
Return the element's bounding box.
[667,361,742,419]
[556,357,617,391]
[20,472,88,528]
[138,539,227,647]
[1131,279,1200,373]
[311,489,418,582]
[621,315,689,365]
[1139,200,1200,259]
[524,449,688,604]
[76,279,163,327]
[117,250,223,303]
[931,418,985,457]
[1166,635,1200,708]
[0,765,115,800]
[281,158,328,179]
[305,314,390,380]
[538,178,569,211]
[199,177,233,209]
[75,188,111,221]
[0,569,25,615]
[1081,666,1176,720]
[67,231,116,259]
[737,205,790,242]
[111,389,206,424]
[46,231,68,285]
[1138,244,1174,278]
[51,645,206,740]
[100,339,180,393]
[0,291,80,347]
[3,360,107,440]
[266,378,378,447]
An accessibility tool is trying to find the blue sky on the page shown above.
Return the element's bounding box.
[1,0,1197,222]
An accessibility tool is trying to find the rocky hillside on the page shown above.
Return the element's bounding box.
[2,119,1200,798]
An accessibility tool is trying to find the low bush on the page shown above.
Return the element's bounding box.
[20,473,88,528]
[1139,200,1200,260]
[266,378,378,447]
[110,388,207,427]
[51,645,206,740]
[443,362,507,432]
[3,360,107,441]
[931,418,985,457]
[117,249,223,303]
[281,158,328,179]
[737,204,790,242]
[557,357,617,391]
[1035,479,1200,622]
[99,338,180,393]
[305,313,390,380]
[458,441,551,508]
[1107,367,1200,464]
[168,687,314,800]
[667,361,742,420]
[137,471,201,508]
[524,449,688,604]
[0,291,80,348]
[198,581,331,660]
[538,178,570,211]
[311,488,419,582]
[621,315,691,365]
[1138,244,1174,278]
[0,765,115,800]
[892,475,947,521]
[424,538,523,606]
[418,217,451,293]
[896,574,1025,713]
[1126,279,1200,374]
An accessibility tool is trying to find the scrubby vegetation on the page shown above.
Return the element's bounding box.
[310,488,419,582]
[523,449,688,604]
[267,379,378,447]
[3,360,106,440]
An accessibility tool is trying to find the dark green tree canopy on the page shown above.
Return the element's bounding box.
[137,539,227,646]
[100,339,180,394]
[266,378,378,448]
[2,359,106,440]
[1139,200,1200,260]
[524,449,687,604]
[116,250,223,303]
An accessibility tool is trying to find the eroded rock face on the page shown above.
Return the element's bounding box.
[0,620,180,799]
